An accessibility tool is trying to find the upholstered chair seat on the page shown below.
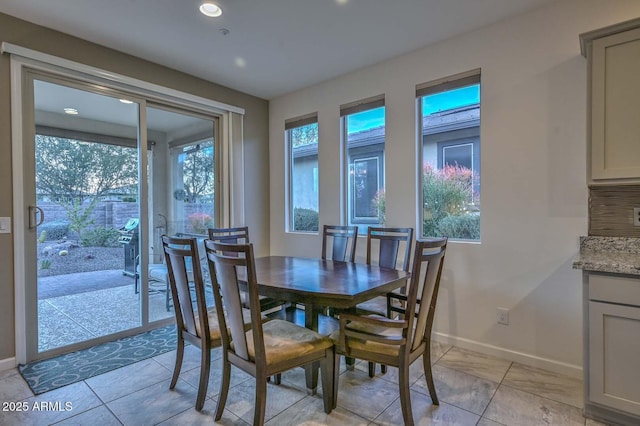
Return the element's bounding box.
[237,319,333,366]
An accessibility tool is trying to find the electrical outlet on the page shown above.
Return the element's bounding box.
[496,307,509,325]
[634,208,640,227]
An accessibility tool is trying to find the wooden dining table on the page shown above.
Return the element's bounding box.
[251,255,410,393]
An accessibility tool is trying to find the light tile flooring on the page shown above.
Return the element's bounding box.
[0,342,608,426]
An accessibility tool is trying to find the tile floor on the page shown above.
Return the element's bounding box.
[0,341,610,425]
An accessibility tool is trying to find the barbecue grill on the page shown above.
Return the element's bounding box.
[118,218,139,277]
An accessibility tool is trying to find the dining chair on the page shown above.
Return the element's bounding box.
[353,226,414,377]
[205,240,335,425]
[162,235,252,411]
[331,238,448,425]
[207,226,285,313]
[321,225,358,262]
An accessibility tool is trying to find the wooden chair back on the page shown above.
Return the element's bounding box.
[205,241,266,367]
[208,226,250,244]
[162,235,209,343]
[404,238,447,353]
[366,227,413,271]
[321,225,358,262]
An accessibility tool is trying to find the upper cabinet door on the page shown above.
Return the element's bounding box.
[590,26,640,182]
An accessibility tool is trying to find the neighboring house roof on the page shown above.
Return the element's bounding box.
[293,104,480,159]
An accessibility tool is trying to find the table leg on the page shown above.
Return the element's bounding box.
[304,304,320,394]
[343,307,356,370]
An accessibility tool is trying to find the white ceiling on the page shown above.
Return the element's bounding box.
[1,0,559,100]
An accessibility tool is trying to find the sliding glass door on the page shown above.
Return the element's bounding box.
[22,73,219,361]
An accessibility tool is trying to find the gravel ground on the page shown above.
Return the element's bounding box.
[38,243,124,277]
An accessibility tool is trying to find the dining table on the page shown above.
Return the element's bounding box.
[250,255,410,393]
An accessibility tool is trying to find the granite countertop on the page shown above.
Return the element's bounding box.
[573,236,640,276]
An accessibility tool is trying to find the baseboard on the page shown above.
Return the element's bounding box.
[0,357,17,373]
[433,332,583,379]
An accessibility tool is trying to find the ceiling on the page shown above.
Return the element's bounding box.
[1,0,559,100]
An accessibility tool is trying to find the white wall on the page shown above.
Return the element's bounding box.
[269,0,640,374]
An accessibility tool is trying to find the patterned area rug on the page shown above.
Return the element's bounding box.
[19,325,178,395]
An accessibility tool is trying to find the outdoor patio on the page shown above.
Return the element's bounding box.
[38,270,174,352]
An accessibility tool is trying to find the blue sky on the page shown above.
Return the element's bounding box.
[347,84,480,133]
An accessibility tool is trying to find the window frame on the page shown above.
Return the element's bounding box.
[285,113,319,234]
[416,69,481,242]
[340,96,386,232]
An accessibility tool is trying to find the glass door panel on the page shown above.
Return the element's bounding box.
[33,79,142,354]
[146,105,217,316]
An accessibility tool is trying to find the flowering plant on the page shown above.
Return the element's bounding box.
[187,212,213,234]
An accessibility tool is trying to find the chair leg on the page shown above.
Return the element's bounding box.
[195,346,211,411]
[422,352,439,405]
[214,356,231,421]
[368,361,376,378]
[254,377,268,426]
[345,356,355,370]
[398,360,415,426]
[170,337,184,389]
[381,365,387,374]
[267,374,282,385]
[333,352,341,409]
[320,351,334,414]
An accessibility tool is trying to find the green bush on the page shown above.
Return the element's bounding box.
[436,214,480,240]
[293,207,318,232]
[38,221,69,241]
[39,259,52,270]
[422,164,479,240]
[81,227,121,247]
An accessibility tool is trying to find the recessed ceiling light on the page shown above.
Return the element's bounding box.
[119,99,134,104]
[199,2,222,17]
[63,108,78,115]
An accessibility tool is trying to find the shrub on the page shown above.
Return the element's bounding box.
[436,214,480,240]
[39,259,52,270]
[188,212,214,234]
[423,163,478,239]
[38,221,69,241]
[293,207,318,232]
[372,189,386,225]
[37,230,47,243]
[81,227,121,247]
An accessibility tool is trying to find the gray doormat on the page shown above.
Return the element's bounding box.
[19,325,178,395]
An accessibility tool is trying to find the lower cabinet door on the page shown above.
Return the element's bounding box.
[589,301,640,416]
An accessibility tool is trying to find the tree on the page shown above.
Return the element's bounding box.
[180,140,215,203]
[36,135,138,201]
[290,123,318,147]
[35,135,138,241]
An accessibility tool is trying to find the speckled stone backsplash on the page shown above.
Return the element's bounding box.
[580,236,640,254]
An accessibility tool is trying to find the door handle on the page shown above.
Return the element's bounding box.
[29,206,44,229]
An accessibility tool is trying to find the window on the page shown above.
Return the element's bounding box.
[417,70,480,241]
[286,114,319,232]
[341,96,385,233]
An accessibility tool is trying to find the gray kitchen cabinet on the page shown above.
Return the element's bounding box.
[584,272,640,425]
[581,18,640,183]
